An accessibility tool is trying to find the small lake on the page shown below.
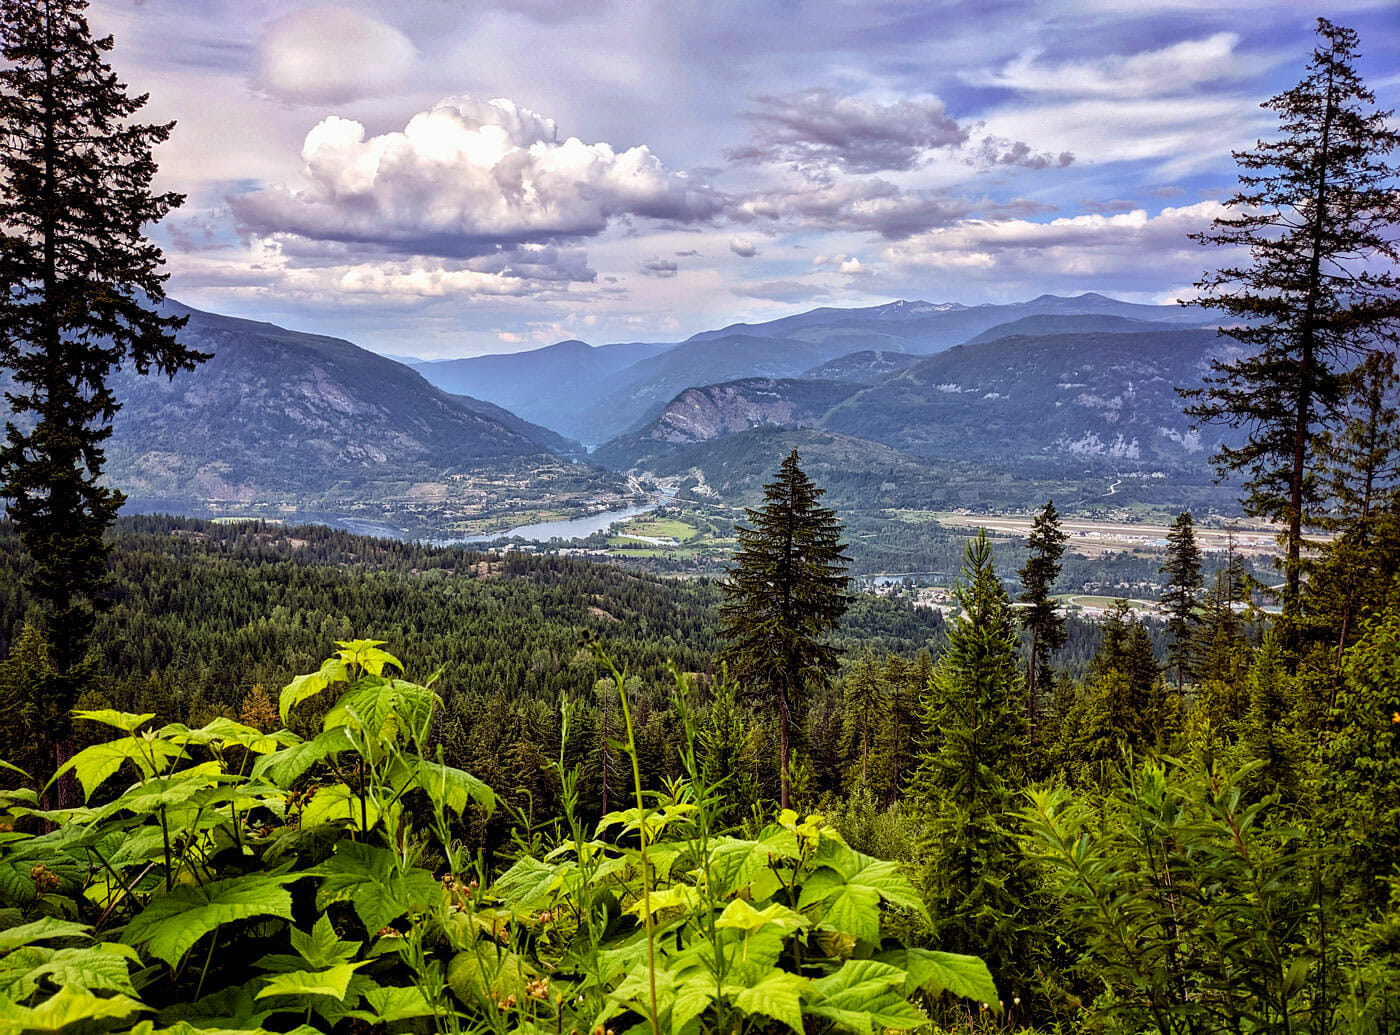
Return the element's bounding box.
[453,503,657,544]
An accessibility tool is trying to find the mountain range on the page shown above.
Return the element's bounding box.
[88,303,630,537]
[3,292,1241,537]
[412,293,1214,444]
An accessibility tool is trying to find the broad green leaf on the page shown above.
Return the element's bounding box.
[152,975,275,1030]
[323,676,434,745]
[798,869,881,942]
[114,766,224,819]
[446,947,534,1004]
[877,948,1000,1005]
[256,962,363,1000]
[0,917,91,952]
[334,640,402,676]
[51,736,183,801]
[299,782,391,831]
[21,945,138,996]
[72,709,155,733]
[492,855,564,910]
[0,986,145,1034]
[670,972,717,1033]
[812,843,928,916]
[726,964,806,1032]
[624,884,700,919]
[279,666,334,724]
[707,832,799,895]
[715,898,809,936]
[357,984,436,1022]
[290,914,359,968]
[799,850,928,941]
[109,829,168,868]
[398,757,495,815]
[249,729,352,787]
[123,872,295,967]
[313,841,440,933]
[162,717,297,755]
[807,959,926,1033]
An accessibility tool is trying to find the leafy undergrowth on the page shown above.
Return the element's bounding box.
[0,640,995,1034]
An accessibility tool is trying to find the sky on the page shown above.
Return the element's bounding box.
[85,0,1400,359]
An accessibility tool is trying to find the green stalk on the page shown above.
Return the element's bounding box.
[605,655,659,1035]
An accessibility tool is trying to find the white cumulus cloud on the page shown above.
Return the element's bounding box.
[231,96,724,259]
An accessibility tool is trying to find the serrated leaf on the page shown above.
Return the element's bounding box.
[334,640,402,676]
[726,964,806,1032]
[398,757,495,815]
[877,947,999,1005]
[357,984,436,1022]
[447,947,534,1004]
[492,855,564,910]
[279,667,334,724]
[72,709,155,733]
[162,717,298,755]
[798,869,881,942]
[299,782,391,832]
[52,736,183,801]
[323,677,434,745]
[313,841,440,934]
[715,898,809,936]
[22,945,138,996]
[256,961,363,1000]
[249,729,349,787]
[0,986,145,1034]
[624,884,700,920]
[799,851,927,941]
[808,959,926,1033]
[289,914,359,968]
[707,833,798,896]
[0,917,91,952]
[123,873,295,967]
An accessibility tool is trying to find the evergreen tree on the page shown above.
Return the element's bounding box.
[718,449,849,810]
[1159,511,1204,692]
[1307,350,1400,673]
[1018,499,1068,737]
[1180,18,1400,625]
[839,648,883,789]
[914,531,1036,999]
[0,0,206,672]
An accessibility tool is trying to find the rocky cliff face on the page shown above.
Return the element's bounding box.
[644,378,856,443]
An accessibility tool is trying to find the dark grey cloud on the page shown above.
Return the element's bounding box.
[640,258,679,278]
[730,88,968,173]
[1081,198,1141,214]
[974,136,1074,169]
[734,178,978,239]
[730,237,758,258]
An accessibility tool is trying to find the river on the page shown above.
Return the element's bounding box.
[452,503,658,544]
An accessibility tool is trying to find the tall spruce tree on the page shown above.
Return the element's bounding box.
[719,448,849,810]
[1160,511,1204,693]
[1180,18,1400,625]
[1018,499,1068,737]
[915,531,1037,1000]
[0,0,205,672]
[1308,350,1400,671]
